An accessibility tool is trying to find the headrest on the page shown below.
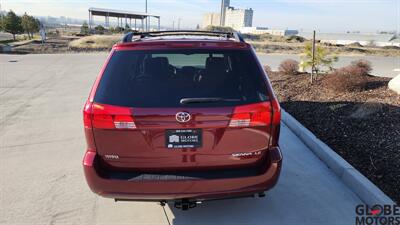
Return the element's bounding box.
[206,57,227,72]
[144,57,169,78]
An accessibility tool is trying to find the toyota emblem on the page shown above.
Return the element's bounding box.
[176,112,191,123]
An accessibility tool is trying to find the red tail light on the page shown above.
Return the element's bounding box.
[83,103,136,130]
[229,102,272,127]
[271,98,281,125]
[83,101,93,128]
[83,151,96,166]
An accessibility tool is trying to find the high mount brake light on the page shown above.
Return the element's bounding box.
[229,102,273,127]
[84,103,136,130]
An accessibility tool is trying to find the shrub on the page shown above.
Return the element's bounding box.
[264,65,272,75]
[94,25,105,34]
[350,59,372,75]
[323,66,368,92]
[278,59,299,75]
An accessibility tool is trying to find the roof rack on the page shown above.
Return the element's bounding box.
[122,30,245,43]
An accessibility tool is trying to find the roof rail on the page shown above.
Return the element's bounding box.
[122,30,245,43]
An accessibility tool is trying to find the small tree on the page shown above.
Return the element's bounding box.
[0,16,4,31]
[301,42,338,74]
[21,13,40,39]
[21,13,30,38]
[80,21,89,35]
[2,11,23,40]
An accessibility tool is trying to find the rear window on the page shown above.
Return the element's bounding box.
[94,49,268,107]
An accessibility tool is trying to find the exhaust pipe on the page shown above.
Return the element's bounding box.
[174,199,199,210]
[258,192,266,198]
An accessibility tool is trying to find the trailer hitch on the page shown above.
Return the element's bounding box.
[174,199,199,210]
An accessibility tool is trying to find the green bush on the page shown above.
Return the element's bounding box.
[94,25,105,34]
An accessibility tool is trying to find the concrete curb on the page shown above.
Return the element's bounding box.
[281,109,395,206]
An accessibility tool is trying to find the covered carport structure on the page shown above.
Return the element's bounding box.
[88,7,160,31]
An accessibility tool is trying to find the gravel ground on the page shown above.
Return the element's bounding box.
[269,72,400,203]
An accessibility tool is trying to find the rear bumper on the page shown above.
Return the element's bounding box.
[83,147,282,201]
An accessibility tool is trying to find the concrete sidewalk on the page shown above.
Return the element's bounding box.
[1,53,362,225]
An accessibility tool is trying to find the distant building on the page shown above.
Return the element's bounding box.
[224,7,253,30]
[220,0,230,26]
[202,1,253,30]
[240,27,299,36]
[202,12,221,28]
[298,32,400,47]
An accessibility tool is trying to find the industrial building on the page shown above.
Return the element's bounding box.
[224,7,253,30]
[202,0,253,30]
[202,13,221,28]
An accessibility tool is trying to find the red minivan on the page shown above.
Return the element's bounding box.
[83,31,282,210]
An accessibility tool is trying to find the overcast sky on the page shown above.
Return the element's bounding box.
[1,0,399,33]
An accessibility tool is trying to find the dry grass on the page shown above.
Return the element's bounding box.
[68,35,122,50]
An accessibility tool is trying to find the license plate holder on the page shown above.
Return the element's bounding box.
[165,129,202,149]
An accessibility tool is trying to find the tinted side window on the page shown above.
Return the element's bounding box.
[94,49,268,107]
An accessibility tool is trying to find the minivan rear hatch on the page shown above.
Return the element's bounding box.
[91,48,273,171]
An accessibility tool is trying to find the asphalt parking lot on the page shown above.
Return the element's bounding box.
[0,53,363,225]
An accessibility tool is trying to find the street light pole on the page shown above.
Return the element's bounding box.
[145,0,148,31]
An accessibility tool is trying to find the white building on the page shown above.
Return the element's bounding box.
[224,7,253,30]
[240,27,299,36]
[202,13,221,28]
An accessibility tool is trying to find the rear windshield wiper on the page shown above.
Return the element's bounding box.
[180,98,241,105]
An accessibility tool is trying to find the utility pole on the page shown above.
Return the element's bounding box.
[172,20,175,30]
[311,30,316,83]
[145,0,148,31]
[177,18,181,30]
